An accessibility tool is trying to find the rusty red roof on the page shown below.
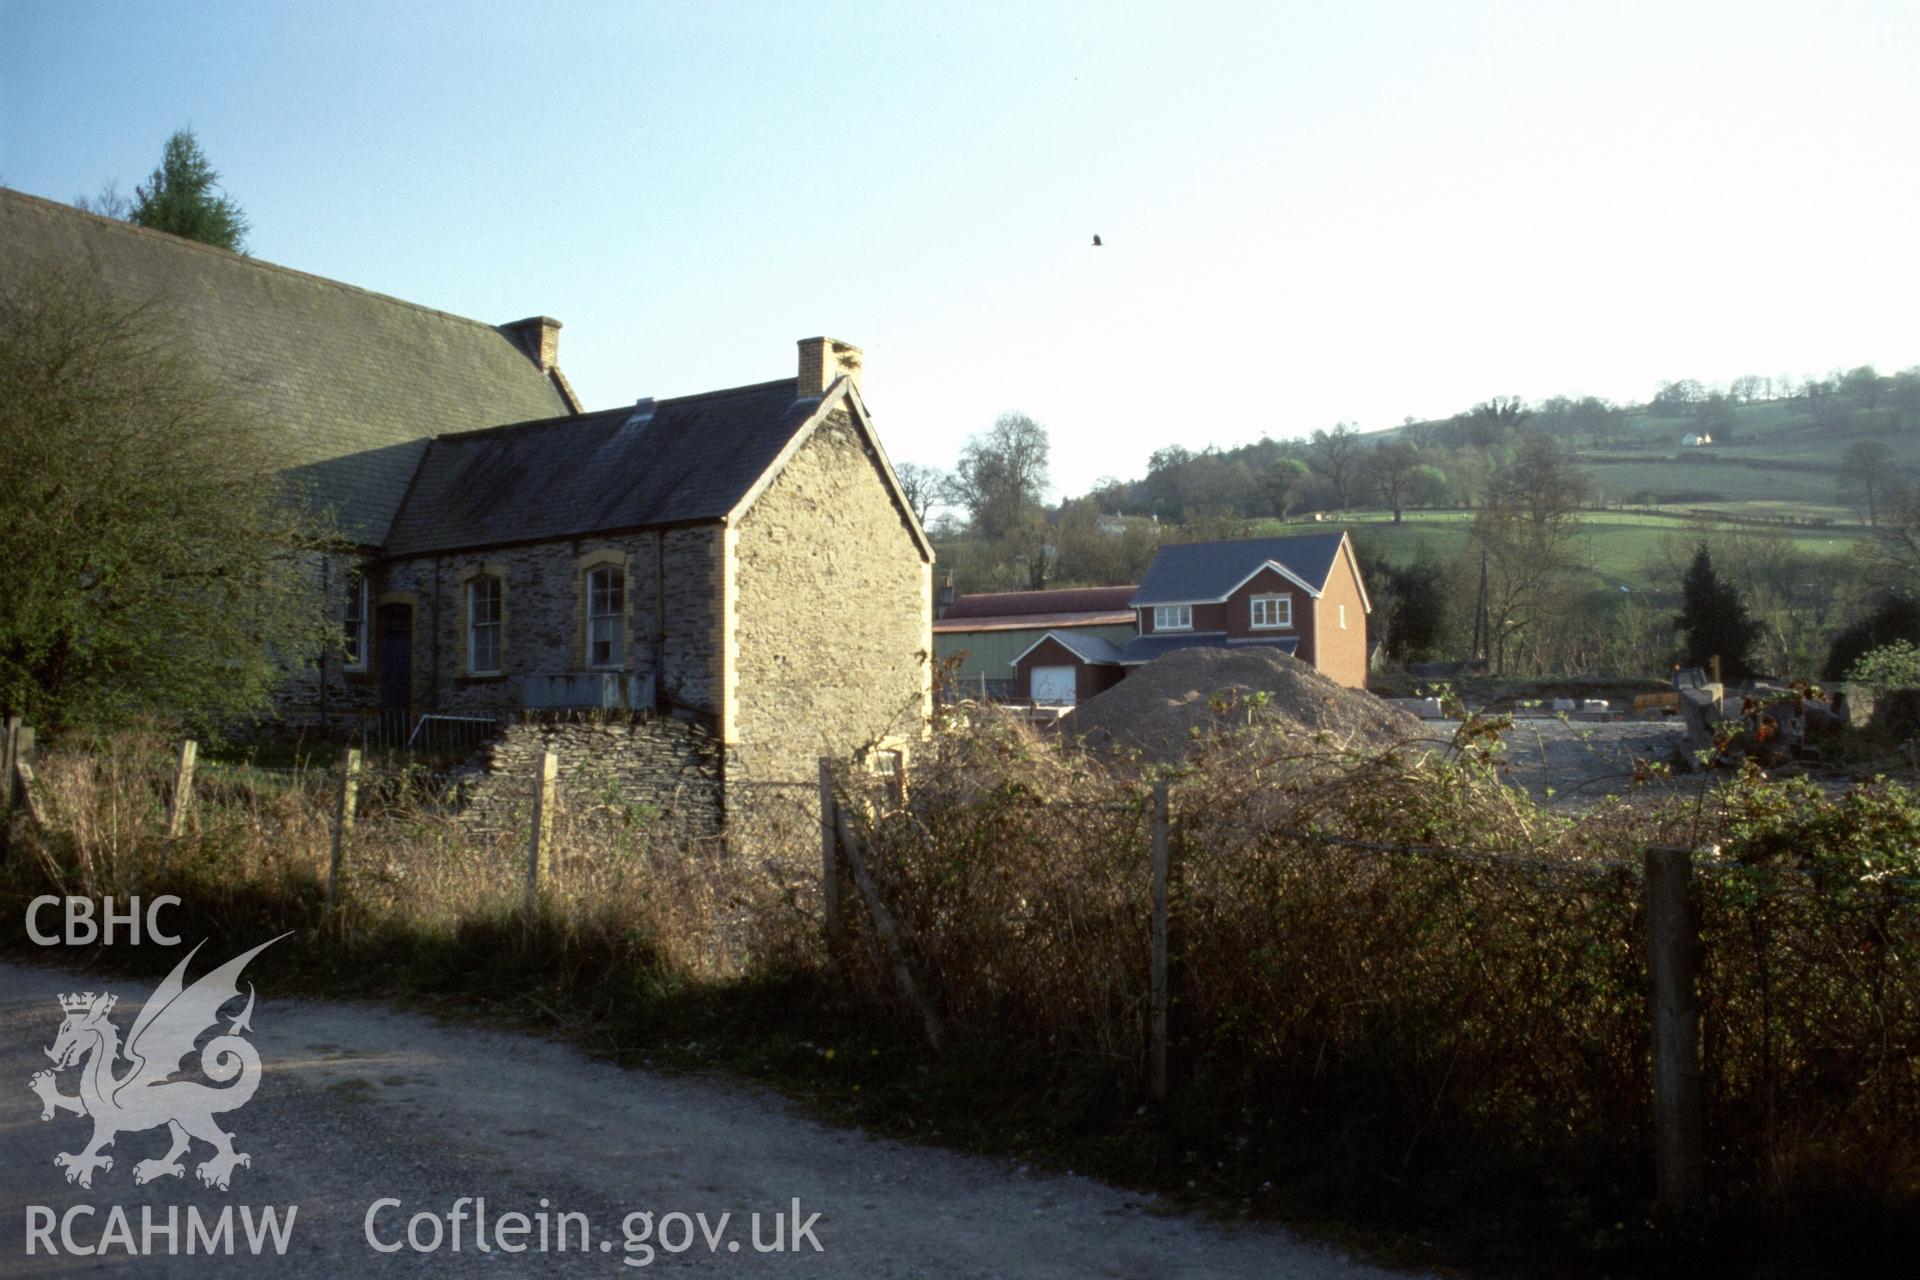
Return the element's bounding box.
[934,610,1135,634]
[939,586,1137,621]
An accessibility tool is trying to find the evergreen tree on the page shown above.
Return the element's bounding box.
[130,129,250,252]
[1675,545,1763,677]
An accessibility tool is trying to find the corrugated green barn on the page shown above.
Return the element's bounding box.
[933,586,1136,700]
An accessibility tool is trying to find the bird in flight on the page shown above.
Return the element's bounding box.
[1092,234,1103,247]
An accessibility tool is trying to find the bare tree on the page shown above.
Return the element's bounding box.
[892,461,946,527]
[1309,423,1363,509]
[949,412,1050,539]
[1838,439,1901,527]
[73,180,131,220]
[1365,441,1420,524]
[1468,436,1589,673]
[0,261,333,727]
[1260,457,1311,520]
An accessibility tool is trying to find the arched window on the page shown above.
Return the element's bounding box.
[467,575,503,675]
[587,566,625,667]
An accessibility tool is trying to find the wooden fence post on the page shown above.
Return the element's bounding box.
[8,725,42,833]
[887,752,908,809]
[12,758,48,830]
[818,757,843,960]
[1,716,19,852]
[835,804,944,1051]
[1151,779,1172,1103]
[166,740,198,838]
[326,748,361,918]
[523,751,557,929]
[1645,845,1707,1210]
[2,716,19,816]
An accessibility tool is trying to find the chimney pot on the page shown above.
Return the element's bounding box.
[503,316,563,374]
[797,336,862,397]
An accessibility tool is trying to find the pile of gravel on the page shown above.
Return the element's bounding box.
[1058,647,1423,764]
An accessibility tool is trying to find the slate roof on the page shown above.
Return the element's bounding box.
[1119,633,1301,665]
[384,380,819,556]
[0,187,572,544]
[940,586,1137,621]
[1131,534,1348,606]
[1012,630,1126,668]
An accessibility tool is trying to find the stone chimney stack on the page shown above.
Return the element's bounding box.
[503,316,563,373]
[796,336,862,397]
[935,571,956,619]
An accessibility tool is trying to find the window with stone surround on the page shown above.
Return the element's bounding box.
[467,575,503,675]
[587,566,625,667]
[342,569,369,670]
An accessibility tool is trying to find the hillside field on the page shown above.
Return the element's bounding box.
[1243,509,1869,592]
[1578,396,1917,514]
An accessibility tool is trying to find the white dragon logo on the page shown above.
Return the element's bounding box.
[27,936,286,1190]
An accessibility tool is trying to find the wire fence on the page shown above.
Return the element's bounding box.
[6,718,1916,1213]
[824,747,1920,1211]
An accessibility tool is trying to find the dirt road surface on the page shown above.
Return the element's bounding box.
[1436,718,1689,805]
[0,959,1418,1278]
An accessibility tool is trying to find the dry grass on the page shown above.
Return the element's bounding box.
[7,732,818,995]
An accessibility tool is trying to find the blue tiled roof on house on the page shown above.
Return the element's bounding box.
[1012,630,1126,668]
[1130,534,1348,606]
[1119,633,1301,665]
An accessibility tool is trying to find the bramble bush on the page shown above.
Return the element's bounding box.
[838,712,1920,1223]
[1847,639,1920,694]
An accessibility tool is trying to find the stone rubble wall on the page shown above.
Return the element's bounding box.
[458,711,724,844]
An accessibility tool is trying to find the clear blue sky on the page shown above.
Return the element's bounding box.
[4,1,1916,499]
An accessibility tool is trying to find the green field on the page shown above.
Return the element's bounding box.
[1379,392,1916,520]
[1580,457,1839,508]
[1245,510,1868,591]
[1576,395,1920,512]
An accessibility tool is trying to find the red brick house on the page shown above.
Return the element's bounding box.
[1009,630,1128,706]
[1123,533,1372,687]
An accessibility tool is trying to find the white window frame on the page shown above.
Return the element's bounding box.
[342,570,370,671]
[1250,594,1292,630]
[586,565,625,669]
[1339,603,1348,630]
[1152,604,1192,632]
[467,575,503,676]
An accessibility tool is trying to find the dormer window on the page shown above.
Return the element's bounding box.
[1251,594,1292,630]
[1153,604,1192,632]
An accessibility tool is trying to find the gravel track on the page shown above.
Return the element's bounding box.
[0,958,1418,1278]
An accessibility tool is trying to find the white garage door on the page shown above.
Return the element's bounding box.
[1031,665,1078,706]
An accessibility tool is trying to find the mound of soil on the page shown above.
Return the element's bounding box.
[1058,647,1423,764]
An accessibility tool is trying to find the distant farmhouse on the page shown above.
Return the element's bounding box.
[1,188,932,823]
[948,533,1371,707]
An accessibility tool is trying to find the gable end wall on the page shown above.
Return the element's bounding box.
[1313,549,1369,689]
[728,410,931,802]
